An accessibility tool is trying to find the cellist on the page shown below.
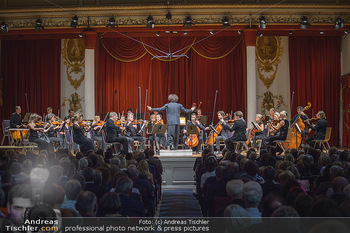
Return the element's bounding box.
[183,113,205,153]
[290,106,310,146]
[209,111,230,154]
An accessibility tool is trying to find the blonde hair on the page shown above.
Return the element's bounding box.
[29,113,39,123]
[280,111,287,117]
[256,114,263,119]
[72,114,83,123]
[274,112,280,118]
[138,160,153,180]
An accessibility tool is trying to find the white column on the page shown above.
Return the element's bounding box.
[246,46,257,127]
[84,49,95,120]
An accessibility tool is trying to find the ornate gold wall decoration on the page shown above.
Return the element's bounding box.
[257,91,286,116]
[62,92,83,112]
[62,39,85,90]
[256,36,283,89]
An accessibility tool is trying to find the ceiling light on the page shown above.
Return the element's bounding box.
[106,17,117,28]
[70,15,78,28]
[156,31,160,36]
[345,30,349,35]
[320,30,324,35]
[257,30,263,37]
[259,16,267,29]
[146,15,155,28]
[183,16,194,28]
[335,17,344,29]
[34,19,44,31]
[300,16,311,29]
[210,31,214,35]
[1,21,8,34]
[222,16,230,29]
[238,30,243,35]
[166,12,172,20]
[289,30,292,35]
[79,33,83,38]
[183,31,187,35]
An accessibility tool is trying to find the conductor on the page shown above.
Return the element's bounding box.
[148,94,195,150]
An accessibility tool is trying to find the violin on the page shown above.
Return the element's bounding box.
[227,119,237,124]
[36,121,47,127]
[52,120,63,125]
[307,117,320,124]
[96,121,104,126]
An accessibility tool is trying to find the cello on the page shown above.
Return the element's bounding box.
[289,102,311,149]
[185,125,200,148]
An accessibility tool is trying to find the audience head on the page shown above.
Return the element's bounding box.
[224,204,250,232]
[242,181,263,208]
[7,184,34,225]
[64,179,82,201]
[75,191,97,217]
[226,180,244,200]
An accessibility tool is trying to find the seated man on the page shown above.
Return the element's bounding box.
[222,111,247,151]
[125,113,146,152]
[183,113,205,153]
[106,112,129,154]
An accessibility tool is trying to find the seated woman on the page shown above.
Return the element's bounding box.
[27,113,50,151]
[72,114,96,154]
[91,115,104,151]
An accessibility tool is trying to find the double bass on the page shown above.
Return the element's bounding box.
[290,102,311,149]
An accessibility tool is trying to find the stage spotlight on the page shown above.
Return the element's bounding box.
[210,31,214,35]
[1,21,8,34]
[106,17,117,28]
[156,31,160,36]
[257,30,263,37]
[259,16,267,29]
[320,30,324,35]
[166,12,172,20]
[34,19,44,31]
[300,16,310,29]
[335,17,343,29]
[222,16,230,29]
[345,30,349,35]
[289,30,292,35]
[98,33,103,39]
[238,30,243,35]
[146,15,155,28]
[79,32,83,38]
[183,31,187,35]
[70,15,78,28]
[183,16,194,28]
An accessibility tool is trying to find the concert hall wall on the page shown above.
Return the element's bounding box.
[289,36,341,146]
[95,36,247,123]
[0,40,61,125]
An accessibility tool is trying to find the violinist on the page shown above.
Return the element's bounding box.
[44,107,53,122]
[106,112,129,154]
[183,113,205,153]
[250,114,265,148]
[155,114,167,151]
[267,111,289,149]
[125,113,146,152]
[305,111,328,148]
[72,114,96,155]
[68,109,75,118]
[10,106,26,128]
[27,114,50,151]
[147,114,157,149]
[91,115,104,151]
[222,111,247,152]
[196,108,207,126]
[46,113,64,149]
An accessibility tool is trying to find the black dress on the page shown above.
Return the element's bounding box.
[72,124,95,154]
[29,127,50,151]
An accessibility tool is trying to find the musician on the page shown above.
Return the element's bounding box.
[27,114,50,151]
[106,112,129,154]
[10,106,24,128]
[211,111,230,153]
[46,113,64,149]
[68,109,75,118]
[196,108,207,126]
[183,113,205,153]
[291,106,309,145]
[148,94,195,150]
[222,111,247,152]
[91,115,104,150]
[44,107,53,122]
[72,114,96,155]
[125,113,146,152]
[251,114,266,148]
[155,114,166,151]
[306,111,328,148]
[147,114,157,149]
[267,111,289,148]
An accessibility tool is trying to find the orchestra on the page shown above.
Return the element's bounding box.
[4,99,331,155]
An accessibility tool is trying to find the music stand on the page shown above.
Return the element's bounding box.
[187,125,200,135]
[151,124,168,135]
[251,122,261,132]
[22,113,34,123]
[199,116,208,126]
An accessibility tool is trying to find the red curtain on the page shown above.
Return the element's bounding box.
[342,74,350,147]
[1,40,61,125]
[289,36,341,146]
[96,36,246,123]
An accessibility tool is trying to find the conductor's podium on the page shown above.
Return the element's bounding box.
[159,149,197,189]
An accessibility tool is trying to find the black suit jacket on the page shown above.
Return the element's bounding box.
[10,112,21,128]
[223,119,247,141]
[310,118,328,140]
[106,119,122,142]
[118,193,145,217]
